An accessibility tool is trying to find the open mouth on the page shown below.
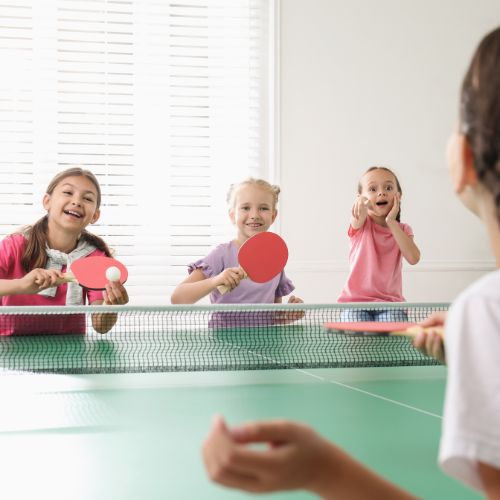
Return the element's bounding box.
[64,210,82,219]
[375,201,389,207]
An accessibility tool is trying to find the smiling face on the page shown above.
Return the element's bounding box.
[359,168,401,220]
[43,175,101,236]
[229,184,277,244]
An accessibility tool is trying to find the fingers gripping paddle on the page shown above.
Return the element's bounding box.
[60,256,128,290]
[324,321,445,339]
[217,232,288,295]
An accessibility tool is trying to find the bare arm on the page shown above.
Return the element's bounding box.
[273,295,305,324]
[386,194,420,265]
[90,281,129,334]
[387,221,421,265]
[413,312,446,363]
[170,268,245,304]
[479,462,500,500]
[90,301,117,334]
[171,269,216,304]
[314,440,416,500]
[351,196,370,230]
[0,269,62,297]
[203,417,416,500]
[0,279,23,296]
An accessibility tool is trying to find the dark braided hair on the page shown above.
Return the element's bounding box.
[460,27,500,223]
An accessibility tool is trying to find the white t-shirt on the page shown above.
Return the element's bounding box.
[439,269,500,491]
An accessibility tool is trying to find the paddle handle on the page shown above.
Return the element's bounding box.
[58,272,78,284]
[390,325,445,339]
[216,269,248,295]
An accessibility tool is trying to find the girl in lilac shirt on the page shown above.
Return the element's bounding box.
[338,167,421,321]
[0,167,129,335]
[171,178,302,308]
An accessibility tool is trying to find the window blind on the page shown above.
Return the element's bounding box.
[0,0,274,304]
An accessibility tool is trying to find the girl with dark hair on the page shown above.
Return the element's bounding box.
[0,167,129,334]
[202,26,500,499]
[338,166,421,321]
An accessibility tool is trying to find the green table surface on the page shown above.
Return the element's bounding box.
[0,365,480,500]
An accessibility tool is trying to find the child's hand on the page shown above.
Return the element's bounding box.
[103,281,129,305]
[274,296,305,324]
[17,268,63,294]
[352,195,371,221]
[286,295,305,321]
[413,311,446,364]
[203,416,337,496]
[385,193,400,224]
[92,281,129,334]
[213,267,245,292]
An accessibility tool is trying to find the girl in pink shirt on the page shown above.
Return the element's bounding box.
[338,167,420,321]
[0,167,129,335]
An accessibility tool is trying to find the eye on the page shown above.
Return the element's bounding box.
[260,207,270,211]
[63,191,72,195]
[84,197,95,202]
[386,186,393,191]
[368,187,376,192]
[240,206,250,211]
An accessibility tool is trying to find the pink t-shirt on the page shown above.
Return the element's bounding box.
[0,233,105,335]
[338,217,414,303]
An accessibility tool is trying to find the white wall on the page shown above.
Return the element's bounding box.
[278,0,499,302]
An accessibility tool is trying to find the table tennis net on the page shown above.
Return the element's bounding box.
[0,303,448,374]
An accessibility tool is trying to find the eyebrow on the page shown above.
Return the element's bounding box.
[60,183,97,196]
[238,201,272,206]
[367,180,395,186]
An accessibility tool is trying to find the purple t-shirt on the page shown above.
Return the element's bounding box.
[188,241,295,304]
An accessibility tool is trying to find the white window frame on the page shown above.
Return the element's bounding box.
[0,0,279,305]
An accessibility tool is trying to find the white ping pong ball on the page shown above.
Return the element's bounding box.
[105,266,121,282]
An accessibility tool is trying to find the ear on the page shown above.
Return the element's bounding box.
[42,193,51,211]
[90,209,100,225]
[271,209,278,224]
[453,135,478,193]
[228,208,235,225]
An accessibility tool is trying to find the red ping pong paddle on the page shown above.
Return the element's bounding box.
[324,321,445,339]
[59,256,128,291]
[217,232,288,295]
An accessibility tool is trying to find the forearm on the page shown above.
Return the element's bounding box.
[171,278,216,304]
[387,223,420,264]
[91,312,117,334]
[350,215,366,230]
[312,444,416,500]
[90,301,118,334]
[478,461,500,500]
[0,279,22,297]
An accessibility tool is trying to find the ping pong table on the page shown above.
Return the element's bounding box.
[0,304,481,500]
